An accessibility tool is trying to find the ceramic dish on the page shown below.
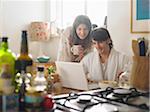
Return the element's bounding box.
[37,56,50,63]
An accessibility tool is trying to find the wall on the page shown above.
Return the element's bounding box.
[0,0,60,61]
[107,0,149,57]
[0,0,3,35]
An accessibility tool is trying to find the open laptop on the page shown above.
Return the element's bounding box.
[55,61,99,90]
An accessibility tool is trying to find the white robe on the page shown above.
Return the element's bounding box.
[81,48,132,82]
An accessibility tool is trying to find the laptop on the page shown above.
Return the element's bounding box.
[55,61,99,90]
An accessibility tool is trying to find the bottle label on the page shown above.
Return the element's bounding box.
[15,60,33,73]
[0,57,15,75]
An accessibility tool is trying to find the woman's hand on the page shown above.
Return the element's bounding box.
[72,45,86,62]
[78,46,84,59]
[118,72,129,87]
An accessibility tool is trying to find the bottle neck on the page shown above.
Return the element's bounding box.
[1,41,8,51]
[20,32,28,55]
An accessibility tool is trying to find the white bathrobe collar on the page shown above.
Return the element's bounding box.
[92,48,119,81]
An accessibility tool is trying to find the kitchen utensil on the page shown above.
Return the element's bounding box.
[138,38,146,56]
[132,40,139,56]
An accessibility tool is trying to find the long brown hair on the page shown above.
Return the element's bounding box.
[70,15,92,48]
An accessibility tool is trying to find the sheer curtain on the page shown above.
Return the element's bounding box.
[50,0,107,30]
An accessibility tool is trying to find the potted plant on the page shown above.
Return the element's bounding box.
[47,66,56,75]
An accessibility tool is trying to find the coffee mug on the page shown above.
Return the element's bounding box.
[71,45,82,55]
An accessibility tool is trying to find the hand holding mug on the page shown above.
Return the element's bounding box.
[71,45,84,55]
[118,72,130,88]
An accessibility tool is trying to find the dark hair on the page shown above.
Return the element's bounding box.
[91,28,113,48]
[92,24,98,30]
[70,15,92,48]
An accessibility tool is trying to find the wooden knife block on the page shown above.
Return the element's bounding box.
[130,56,149,91]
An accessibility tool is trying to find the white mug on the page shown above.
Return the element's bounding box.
[71,45,82,55]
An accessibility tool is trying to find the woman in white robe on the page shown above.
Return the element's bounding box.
[81,28,132,85]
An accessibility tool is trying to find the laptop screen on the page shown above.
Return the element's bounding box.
[55,61,89,90]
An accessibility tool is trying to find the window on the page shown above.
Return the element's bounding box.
[50,0,107,29]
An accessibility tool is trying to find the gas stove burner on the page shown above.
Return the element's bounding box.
[106,93,122,101]
[67,92,78,100]
[113,88,132,96]
[106,88,136,102]
[85,103,118,112]
[77,94,92,104]
[105,87,114,92]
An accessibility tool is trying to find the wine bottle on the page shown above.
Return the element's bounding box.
[0,37,16,83]
[15,30,33,73]
[15,30,33,93]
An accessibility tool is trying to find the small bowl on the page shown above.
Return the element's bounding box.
[37,56,50,63]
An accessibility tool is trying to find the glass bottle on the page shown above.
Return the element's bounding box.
[0,37,16,84]
[15,30,33,93]
[33,67,47,92]
[15,30,33,73]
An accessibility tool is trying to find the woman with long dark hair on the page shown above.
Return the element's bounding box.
[57,15,93,62]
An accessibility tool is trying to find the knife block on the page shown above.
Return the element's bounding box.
[130,56,149,91]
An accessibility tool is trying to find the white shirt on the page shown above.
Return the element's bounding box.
[81,48,132,82]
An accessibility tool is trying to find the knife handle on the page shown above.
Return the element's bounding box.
[139,40,146,56]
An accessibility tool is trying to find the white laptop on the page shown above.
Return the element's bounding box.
[55,61,99,90]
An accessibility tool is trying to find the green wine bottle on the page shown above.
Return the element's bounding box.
[0,37,16,80]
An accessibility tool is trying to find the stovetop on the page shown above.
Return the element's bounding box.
[53,87,150,112]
